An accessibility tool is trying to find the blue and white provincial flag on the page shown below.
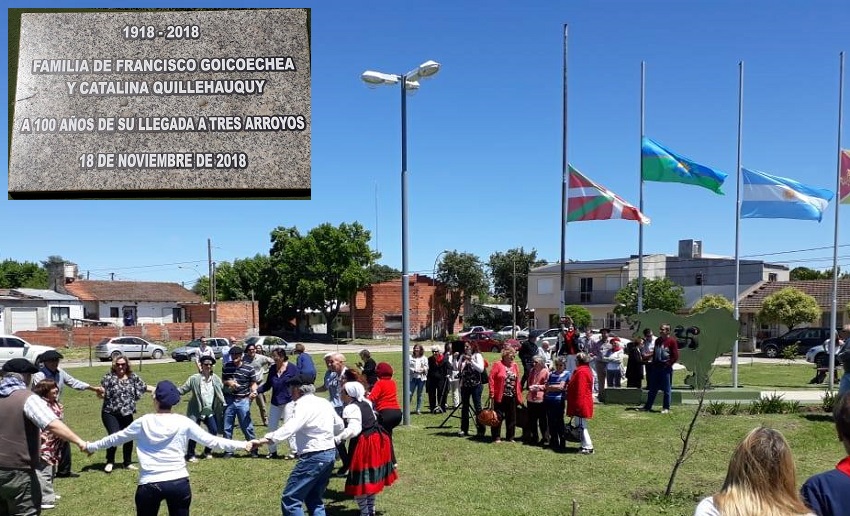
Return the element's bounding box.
[741,168,834,222]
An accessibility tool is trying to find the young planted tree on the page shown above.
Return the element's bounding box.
[757,287,820,330]
[437,251,488,333]
[564,305,592,330]
[488,248,546,327]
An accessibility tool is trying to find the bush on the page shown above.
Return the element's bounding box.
[781,342,799,361]
[823,390,838,413]
[706,401,727,415]
[728,401,742,415]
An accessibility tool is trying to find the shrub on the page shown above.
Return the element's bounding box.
[728,401,742,415]
[759,393,786,414]
[706,401,727,415]
[823,390,838,413]
[781,342,799,361]
[782,400,801,414]
[748,399,764,415]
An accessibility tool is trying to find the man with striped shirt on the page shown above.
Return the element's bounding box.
[221,346,259,457]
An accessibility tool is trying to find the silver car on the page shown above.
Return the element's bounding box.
[95,336,167,361]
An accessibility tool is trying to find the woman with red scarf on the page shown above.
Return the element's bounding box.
[566,352,594,454]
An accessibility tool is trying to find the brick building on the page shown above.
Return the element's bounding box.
[351,274,460,339]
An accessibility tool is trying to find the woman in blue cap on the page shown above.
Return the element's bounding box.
[83,380,253,516]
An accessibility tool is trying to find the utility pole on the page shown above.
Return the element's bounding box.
[207,239,215,337]
[512,258,517,339]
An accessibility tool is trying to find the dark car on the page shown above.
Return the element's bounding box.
[760,327,835,358]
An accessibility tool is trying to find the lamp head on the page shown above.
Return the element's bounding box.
[361,70,400,86]
[417,60,441,78]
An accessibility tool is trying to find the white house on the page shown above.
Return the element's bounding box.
[0,288,84,333]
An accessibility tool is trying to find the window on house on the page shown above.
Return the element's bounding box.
[580,278,593,303]
[768,273,778,281]
[538,278,553,295]
[695,273,703,286]
[172,308,183,323]
[50,307,70,323]
[606,313,623,330]
[384,315,403,334]
[110,307,119,318]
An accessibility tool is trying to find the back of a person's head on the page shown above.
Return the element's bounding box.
[714,426,810,516]
[834,393,850,450]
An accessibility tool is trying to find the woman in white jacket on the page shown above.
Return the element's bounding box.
[408,344,428,415]
[83,380,252,516]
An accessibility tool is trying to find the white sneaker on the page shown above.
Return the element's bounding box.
[187,457,199,463]
[104,463,113,473]
[55,495,62,500]
[41,504,56,510]
[125,464,138,470]
[661,409,670,414]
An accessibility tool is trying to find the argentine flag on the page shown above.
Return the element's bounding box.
[742,168,834,222]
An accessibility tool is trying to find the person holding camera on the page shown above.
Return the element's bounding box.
[640,323,679,414]
[458,341,485,438]
[177,355,225,461]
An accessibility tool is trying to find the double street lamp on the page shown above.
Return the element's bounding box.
[362,60,440,426]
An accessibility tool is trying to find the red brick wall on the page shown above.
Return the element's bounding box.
[352,274,461,339]
[182,300,258,328]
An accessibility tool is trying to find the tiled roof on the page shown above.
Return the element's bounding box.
[737,280,850,311]
[63,280,203,303]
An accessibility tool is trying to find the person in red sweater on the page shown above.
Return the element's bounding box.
[566,352,594,454]
[488,350,523,443]
[640,323,680,414]
[367,363,401,438]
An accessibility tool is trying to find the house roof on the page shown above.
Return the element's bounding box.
[14,288,79,301]
[737,280,850,311]
[64,280,202,303]
[532,258,633,274]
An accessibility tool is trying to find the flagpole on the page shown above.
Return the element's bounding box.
[733,61,743,389]
[829,51,844,392]
[560,24,568,333]
[638,61,645,313]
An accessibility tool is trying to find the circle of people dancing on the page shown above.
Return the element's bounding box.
[5,324,850,516]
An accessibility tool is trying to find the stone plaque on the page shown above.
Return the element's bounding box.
[9,9,310,198]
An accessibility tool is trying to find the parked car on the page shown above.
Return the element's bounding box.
[171,337,231,362]
[537,329,630,351]
[243,335,296,355]
[461,331,519,353]
[0,335,55,367]
[805,339,848,365]
[95,336,167,361]
[760,327,836,359]
[496,326,529,339]
[458,326,487,338]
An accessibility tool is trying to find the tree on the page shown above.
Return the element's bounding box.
[564,305,592,330]
[691,294,733,315]
[613,278,685,318]
[0,259,48,289]
[790,267,827,280]
[488,248,546,327]
[365,264,400,285]
[437,251,488,333]
[268,222,377,337]
[214,255,278,331]
[757,287,820,330]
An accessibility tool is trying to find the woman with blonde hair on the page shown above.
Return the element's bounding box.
[694,426,814,516]
[99,353,153,473]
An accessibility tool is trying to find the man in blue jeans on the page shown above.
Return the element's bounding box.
[640,323,679,414]
[253,373,344,516]
[221,346,259,457]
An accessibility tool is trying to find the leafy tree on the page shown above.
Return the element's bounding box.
[437,251,488,334]
[757,287,820,330]
[789,267,827,280]
[213,255,279,331]
[0,259,48,289]
[614,277,685,318]
[691,294,734,314]
[365,264,400,285]
[466,305,507,329]
[564,305,592,330]
[269,222,377,337]
[488,248,546,327]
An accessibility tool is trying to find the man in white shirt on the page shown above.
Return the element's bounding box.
[194,338,216,373]
[253,373,343,516]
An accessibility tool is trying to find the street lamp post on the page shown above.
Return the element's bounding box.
[179,264,211,337]
[362,60,440,426]
[431,250,449,341]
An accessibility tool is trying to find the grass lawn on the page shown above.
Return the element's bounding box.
[48,351,840,516]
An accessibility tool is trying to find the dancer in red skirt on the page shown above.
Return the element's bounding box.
[335,382,397,516]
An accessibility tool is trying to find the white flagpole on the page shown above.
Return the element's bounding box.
[559,24,568,348]
[733,61,743,389]
[829,51,845,391]
[638,61,645,313]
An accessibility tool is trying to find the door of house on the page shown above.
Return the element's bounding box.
[10,307,37,333]
[122,306,137,326]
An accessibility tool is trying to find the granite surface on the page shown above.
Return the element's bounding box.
[9,9,310,197]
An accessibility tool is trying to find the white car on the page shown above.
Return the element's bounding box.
[0,335,55,366]
[243,335,296,355]
[496,326,529,339]
[805,339,847,365]
[538,329,631,351]
[458,326,487,337]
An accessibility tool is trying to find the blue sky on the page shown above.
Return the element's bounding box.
[2,1,849,288]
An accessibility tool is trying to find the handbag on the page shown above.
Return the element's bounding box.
[477,400,501,428]
[565,417,583,442]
